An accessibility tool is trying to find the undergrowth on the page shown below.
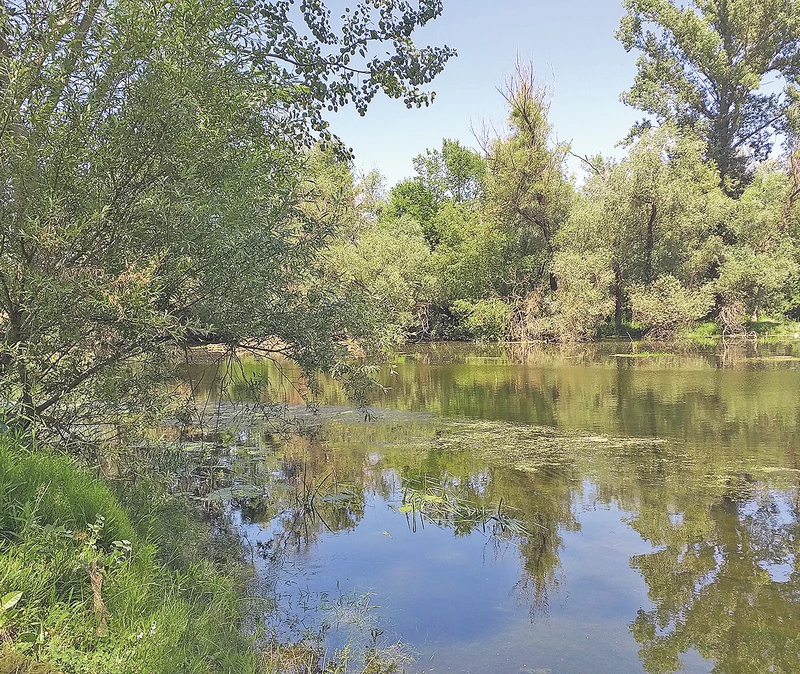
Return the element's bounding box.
[0,438,414,674]
[0,437,259,674]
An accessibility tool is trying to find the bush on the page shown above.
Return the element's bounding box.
[630,276,714,339]
[512,252,614,342]
[451,298,512,341]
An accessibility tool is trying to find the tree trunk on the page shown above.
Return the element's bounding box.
[644,202,656,283]
[614,263,623,333]
[780,149,800,232]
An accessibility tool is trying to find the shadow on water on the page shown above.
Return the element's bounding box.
[178,341,800,673]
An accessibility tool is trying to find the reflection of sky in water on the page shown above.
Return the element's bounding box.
[204,344,800,673]
[236,476,688,673]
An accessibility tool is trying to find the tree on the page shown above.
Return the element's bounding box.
[630,275,714,338]
[617,0,800,188]
[385,177,440,243]
[386,139,486,246]
[412,138,486,204]
[562,126,726,332]
[0,0,454,439]
[327,215,435,345]
[482,61,573,293]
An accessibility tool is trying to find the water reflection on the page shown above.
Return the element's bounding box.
[190,343,800,673]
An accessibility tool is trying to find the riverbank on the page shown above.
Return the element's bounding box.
[0,438,261,674]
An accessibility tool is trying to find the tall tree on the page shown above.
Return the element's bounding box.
[562,126,726,332]
[617,0,800,188]
[412,138,487,203]
[482,61,572,293]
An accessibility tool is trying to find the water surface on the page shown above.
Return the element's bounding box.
[197,342,800,673]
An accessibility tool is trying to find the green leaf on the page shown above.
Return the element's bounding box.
[0,591,22,611]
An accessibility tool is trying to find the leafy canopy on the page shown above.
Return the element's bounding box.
[0,0,454,438]
[617,0,800,186]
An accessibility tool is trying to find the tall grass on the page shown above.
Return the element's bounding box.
[0,437,260,674]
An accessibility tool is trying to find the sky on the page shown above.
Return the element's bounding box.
[328,0,644,187]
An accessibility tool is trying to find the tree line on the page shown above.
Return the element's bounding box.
[326,0,800,344]
[2,0,800,440]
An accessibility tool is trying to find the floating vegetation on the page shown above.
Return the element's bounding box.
[425,419,669,475]
[395,473,532,537]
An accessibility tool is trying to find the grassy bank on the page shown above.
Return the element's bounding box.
[0,437,260,674]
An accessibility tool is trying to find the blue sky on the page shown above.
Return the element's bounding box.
[329,0,644,187]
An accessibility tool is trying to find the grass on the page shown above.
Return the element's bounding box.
[0,437,261,674]
[744,318,800,337]
[682,317,800,341]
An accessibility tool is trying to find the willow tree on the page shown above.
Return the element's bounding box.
[562,126,726,333]
[617,0,800,189]
[0,0,454,440]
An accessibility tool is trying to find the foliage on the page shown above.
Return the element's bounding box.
[715,245,799,323]
[385,139,486,246]
[630,275,714,338]
[482,61,573,293]
[0,0,454,439]
[527,251,616,342]
[560,126,727,332]
[412,138,487,204]
[327,216,435,345]
[716,165,800,322]
[0,438,259,673]
[429,202,511,304]
[617,0,800,187]
[450,298,512,342]
[384,178,439,243]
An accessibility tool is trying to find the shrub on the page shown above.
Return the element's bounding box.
[512,252,614,342]
[451,298,512,341]
[630,276,714,339]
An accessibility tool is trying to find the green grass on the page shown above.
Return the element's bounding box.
[744,318,800,337]
[0,437,261,674]
[681,319,720,340]
[681,317,800,341]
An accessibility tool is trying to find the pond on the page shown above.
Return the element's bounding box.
[190,341,800,673]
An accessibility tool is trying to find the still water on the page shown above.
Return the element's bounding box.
[194,341,800,673]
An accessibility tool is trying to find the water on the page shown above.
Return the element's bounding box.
[192,341,800,673]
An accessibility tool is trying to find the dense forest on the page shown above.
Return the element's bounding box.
[321,45,800,345]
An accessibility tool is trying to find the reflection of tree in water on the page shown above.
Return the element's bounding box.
[397,456,580,620]
[493,467,580,619]
[629,482,800,674]
[240,444,368,555]
[232,424,582,622]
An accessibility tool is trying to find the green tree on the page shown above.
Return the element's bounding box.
[617,0,800,187]
[630,275,714,338]
[482,61,573,293]
[0,0,454,438]
[562,126,726,332]
[327,215,435,345]
[385,177,440,243]
[386,139,486,246]
[413,138,487,204]
[712,164,799,326]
